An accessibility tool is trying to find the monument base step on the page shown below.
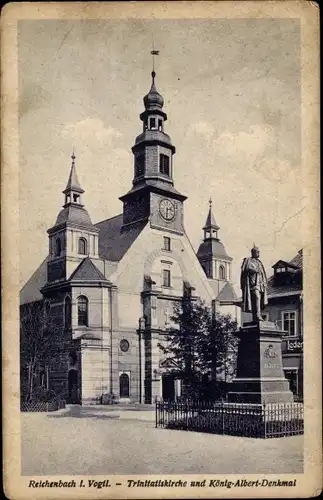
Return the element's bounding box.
[228,391,295,404]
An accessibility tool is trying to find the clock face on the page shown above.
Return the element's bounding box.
[159,199,176,221]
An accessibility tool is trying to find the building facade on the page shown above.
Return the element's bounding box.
[262,250,303,400]
[20,70,240,405]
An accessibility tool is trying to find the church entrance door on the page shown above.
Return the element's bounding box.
[119,373,130,398]
[162,374,175,401]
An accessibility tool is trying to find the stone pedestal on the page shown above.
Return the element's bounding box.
[228,321,294,404]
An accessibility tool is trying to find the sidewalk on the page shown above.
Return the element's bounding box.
[21,407,303,475]
[55,404,156,421]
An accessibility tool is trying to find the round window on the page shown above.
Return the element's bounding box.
[120,339,130,352]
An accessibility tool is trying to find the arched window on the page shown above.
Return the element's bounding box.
[55,238,61,256]
[78,238,87,255]
[64,296,72,329]
[219,265,226,280]
[77,295,88,326]
[119,373,130,398]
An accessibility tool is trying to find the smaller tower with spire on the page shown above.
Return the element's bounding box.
[46,152,100,283]
[197,199,232,283]
[63,151,85,207]
[203,198,220,240]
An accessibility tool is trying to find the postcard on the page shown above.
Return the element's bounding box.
[1,1,321,498]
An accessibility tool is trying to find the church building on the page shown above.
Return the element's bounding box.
[20,69,239,404]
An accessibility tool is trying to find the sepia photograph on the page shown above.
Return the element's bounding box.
[1,1,321,498]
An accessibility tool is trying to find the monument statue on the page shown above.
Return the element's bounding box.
[240,245,268,322]
[229,246,294,404]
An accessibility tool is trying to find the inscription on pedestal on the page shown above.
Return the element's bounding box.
[264,362,280,370]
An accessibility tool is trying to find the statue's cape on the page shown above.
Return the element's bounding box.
[240,257,268,313]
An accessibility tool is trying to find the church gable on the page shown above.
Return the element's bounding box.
[69,257,109,282]
[159,358,180,370]
[109,224,215,303]
[216,281,238,304]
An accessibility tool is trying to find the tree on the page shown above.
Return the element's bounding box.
[158,297,238,400]
[159,297,212,398]
[199,310,239,386]
[20,299,67,402]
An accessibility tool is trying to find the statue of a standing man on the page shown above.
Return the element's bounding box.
[241,246,268,322]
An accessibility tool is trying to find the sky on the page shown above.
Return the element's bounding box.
[19,18,302,290]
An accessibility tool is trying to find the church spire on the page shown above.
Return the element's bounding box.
[203,198,220,240]
[119,54,186,230]
[129,55,176,189]
[197,199,232,281]
[63,151,84,207]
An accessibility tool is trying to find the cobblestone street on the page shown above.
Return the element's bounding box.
[21,405,303,476]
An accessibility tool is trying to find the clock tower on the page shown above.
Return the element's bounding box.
[119,69,186,234]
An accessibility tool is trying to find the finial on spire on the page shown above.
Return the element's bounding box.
[209,197,212,209]
[71,148,75,168]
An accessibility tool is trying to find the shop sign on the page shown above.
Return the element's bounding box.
[285,339,303,353]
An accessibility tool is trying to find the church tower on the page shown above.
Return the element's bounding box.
[46,153,100,283]
[197,199,233,289]
[119,69,187,234]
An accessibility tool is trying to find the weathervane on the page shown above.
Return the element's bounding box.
[150,37,160,73]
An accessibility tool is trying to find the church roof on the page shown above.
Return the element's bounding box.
[69,258,109,282]
[55,204,95,230]
[216,281,238,303]
[203,206,219,230]
[134,129,174,148]
[63,163,84,194]
[197,239,232,261]
[120,179,186,202]
[20,257,48,305]
[95,214,147,262]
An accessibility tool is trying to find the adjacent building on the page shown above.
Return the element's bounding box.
[263,249,303,400]
[20,69,239,405]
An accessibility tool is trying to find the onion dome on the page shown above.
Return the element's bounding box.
[143,71,164,109]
